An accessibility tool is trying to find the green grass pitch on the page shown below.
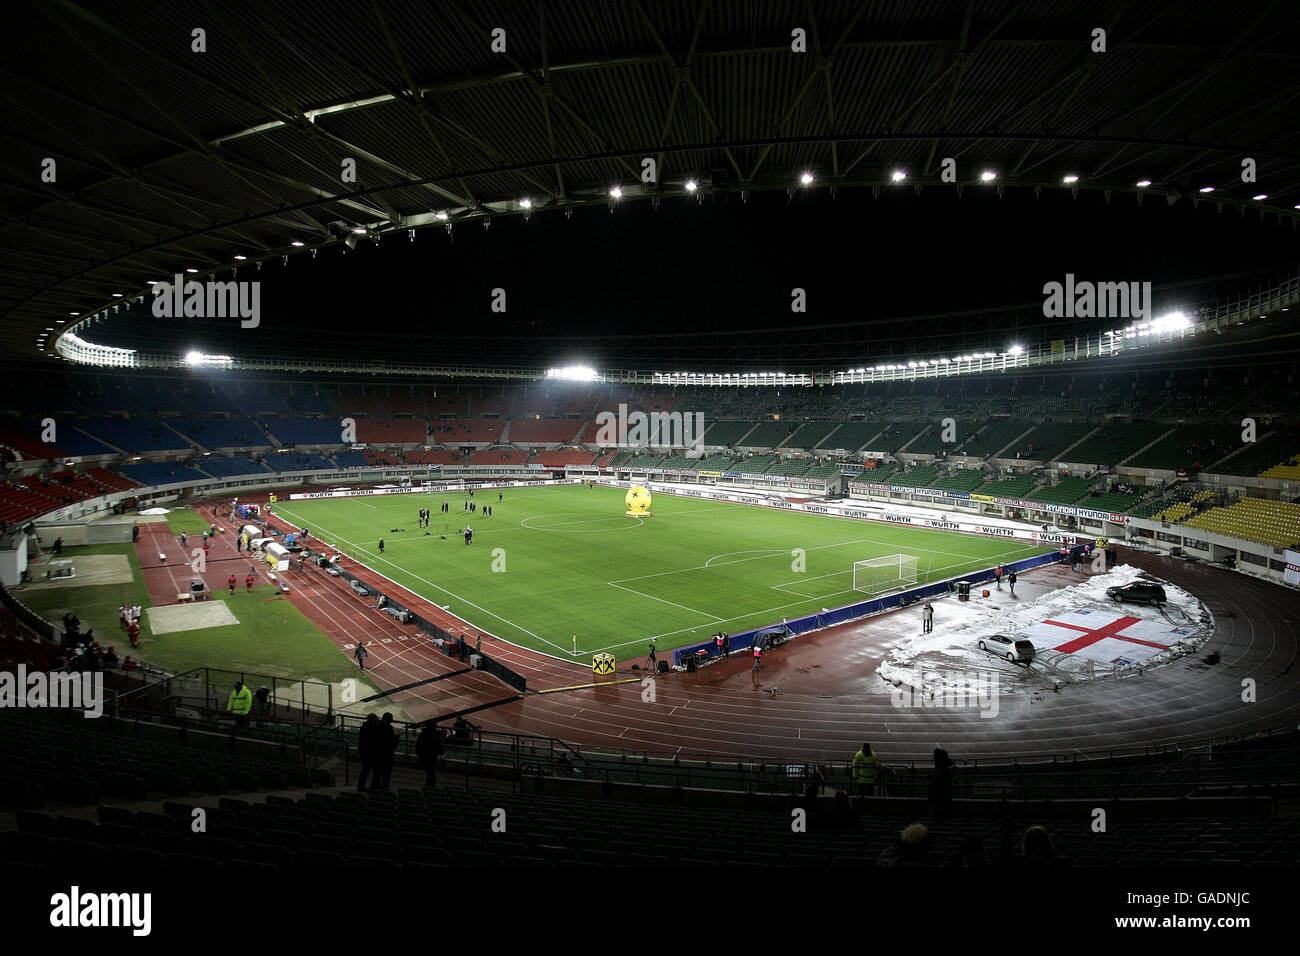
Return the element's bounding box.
[274,484,1049,659]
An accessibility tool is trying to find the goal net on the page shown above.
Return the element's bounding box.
[852,554,920,597]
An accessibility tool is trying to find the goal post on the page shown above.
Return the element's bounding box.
[852,554,920,597]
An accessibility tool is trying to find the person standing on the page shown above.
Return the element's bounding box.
[464,525,473,546]
[354,641,369,670]
[1008,571,1017,596]
[227,573,237,596]
[416,721,444,788]
[994,564,1003,589]
[929,747,954,821]
[714,633,725,659]
[357,713,381,791]
[374,712,398,791]
[378,537,385,554]
[180,531,187,549]
[245,570,255,593]
[852,743,881,797]
[752,644,762,672]
[922,602,934,634]
[474,634,482,656]
[226,681,252,729]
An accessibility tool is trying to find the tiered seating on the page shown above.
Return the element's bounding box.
[741,420,798,448]
[86,467,139,492]
[465,448,528,467]
[1077,491,1142,513]
[430,419,504,444]
[170,418,271,448]
[0,482,62,524]
[1001,422,1095,461]
[607,450,639,467]
[1208,433,1296,477]
[657,455,693,471]
[1026,477,1093,505]
[1125,425,1241,472]
[383,391,426,415]
[733,455,776,474]
[264,419,345,445]
[928,468,988,492]
[1182,497,1300,549]
[866,422,930,454]
[0,424,65,460]
[976,474,1040,499]
[406,449,462,466]
[364,450,398,466]
[695,454,737,472]
[855,462,897,484]
[1260,460,1300,482]
[1061,422,1170,467]
[767,459,811,477]
[891,465,940,488]
[354,417,426,444]
[510,418,582,444]
[801,462,840,480]
[264,453,335,473]
[338,387,382,415]
[780,422,837,448]
[79,418,191,453]
[701,420,756,446]
[425,392,470,416]
[957,421,1026,458]
[115,462,210,485]
[817,421,884,451]
[1130,488,1214,522]
[286,387,337,416]
[0,708,330,809]
[334,452,370,468]
[529,450,597,468]
[176,384,241,415]
[197,457,271,478]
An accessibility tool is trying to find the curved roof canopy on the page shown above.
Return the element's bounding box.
[3,0,1299,360]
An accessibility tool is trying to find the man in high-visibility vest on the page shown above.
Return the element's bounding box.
[852,742,880,796]
[227,681,253,728]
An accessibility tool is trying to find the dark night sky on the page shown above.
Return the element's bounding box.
[103,184,1298,360]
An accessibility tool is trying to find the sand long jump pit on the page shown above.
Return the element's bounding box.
[27,554,133,590]
[147,600,240,634]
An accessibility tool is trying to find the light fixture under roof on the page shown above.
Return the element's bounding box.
[608,185,623,199]
[684,179,698,192]
[233,254,247,260]
[1198,186,1215,193]
[434,211,448,221]
[1135,180,1152,188]
[291,240,305,247]
[351,226,367,234]
[1252,193,1268,201]
[1062,174,1079,184]
[890,170,906,182]
[979,170,997,181]
[185,267,198,273]
[799,171,814,185]
[519,197,532,209]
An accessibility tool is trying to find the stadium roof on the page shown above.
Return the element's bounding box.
[3,0,1299,362]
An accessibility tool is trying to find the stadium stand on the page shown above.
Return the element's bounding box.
[767,458,812,477]
[801,462,840,480]
[78,418,192,454]
[430,419,503,444]
[957,420,1028,458]
[817,421,884,451]
[1061,422,1170,467]
[729,454,775,474]
[338,387,382,415]
[354,417,427,444]
[928,468,988,492]
[891,465,941,488]
[695,454,737,472]
[1001,422,1096,461]
[509,418,583,444]
[1129,486,1216,522]
[264,453,335,473]
[334,451,370,468]
[115,462,211,485]
[1212,431,1298,477]
[405,449,462,466]
[976,474,1040,499]
[1181,497,1300,549]
[169,418,271,449]
[465,448,528,466]
[868,422,932,454]
[264,419,345,446]
[701,420,756,446]
[1124,424,1241,472]
[197,457,272,478]
[529,449,597,468]
[779,422,836,449]
[1026,476,1094,505]
[741,420,800,448]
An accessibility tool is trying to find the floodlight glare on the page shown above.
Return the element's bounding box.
[1008,344,1025,355]
[545,365,598,382]
[890,170,907,182]
[1198,186,1215,193]
[979,170,997,181]
[434,211,449,221]
[185,268,198,273]
[800,172,814,185]
[1136,180,1152,188]
[1062,175,1079,184]
[291,240,305,246]
[608,185,623,199]
[519,197,532,209]
[684,179,698,192]
[1252,194,1268,201]
[234,255,247,260]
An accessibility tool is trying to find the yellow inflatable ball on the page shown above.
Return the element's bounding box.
[625,485,652,516]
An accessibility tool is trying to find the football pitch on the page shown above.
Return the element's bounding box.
[274,484,1049,659]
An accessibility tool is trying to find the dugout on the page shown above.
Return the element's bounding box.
[262,542,291,571]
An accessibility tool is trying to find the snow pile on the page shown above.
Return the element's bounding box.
[877,564,1212,697]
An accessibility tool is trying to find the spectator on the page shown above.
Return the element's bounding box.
[877,822,933,867]
[450,715,476,746]
[226,681,252,728]
[354,641,369,671]
[415,720,444,788]
[253,686,271,716]
[1018,826,1059,867]
[356,713,382,791]
[852,742,880,797]
[929,747,953,821]
[374,712,398,791]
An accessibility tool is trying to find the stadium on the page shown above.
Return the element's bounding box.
[1,0,1298,927]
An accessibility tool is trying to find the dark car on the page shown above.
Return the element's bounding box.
[1107,581,1166,606]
